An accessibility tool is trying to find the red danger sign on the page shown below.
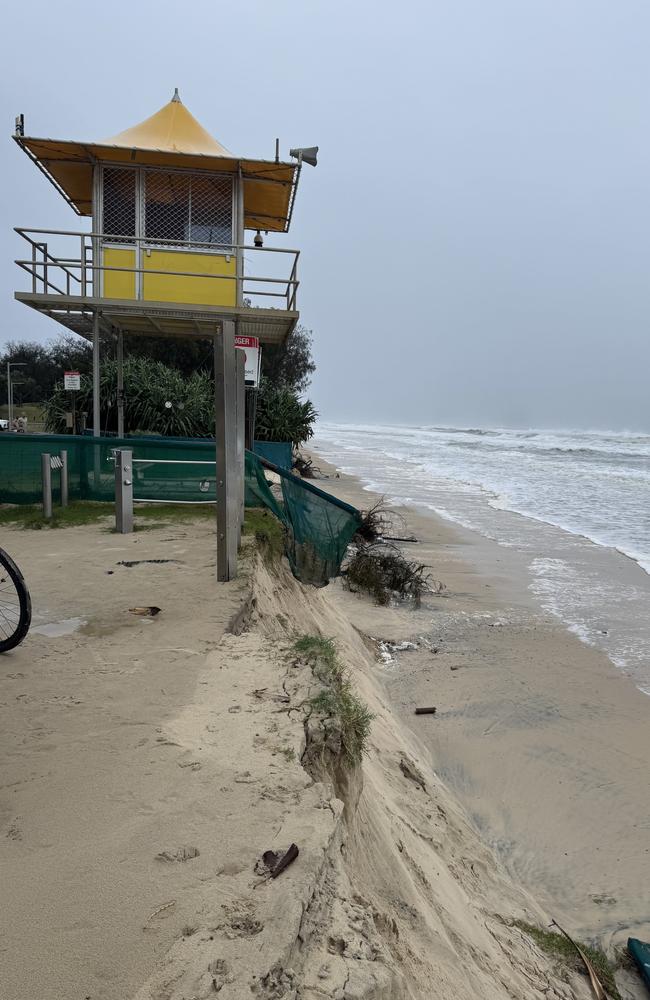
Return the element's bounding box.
[234,337,261,386]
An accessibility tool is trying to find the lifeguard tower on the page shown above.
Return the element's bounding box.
[12,91,315,579]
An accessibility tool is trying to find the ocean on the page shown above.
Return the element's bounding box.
[312,423,650,694]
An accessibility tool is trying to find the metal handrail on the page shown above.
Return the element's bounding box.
[15,227,299,256]
[14,227,300,310]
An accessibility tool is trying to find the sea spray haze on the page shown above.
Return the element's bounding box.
[313,423,650,692]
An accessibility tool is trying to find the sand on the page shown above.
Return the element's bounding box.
[1,485,647,999]
[308,454,650,957]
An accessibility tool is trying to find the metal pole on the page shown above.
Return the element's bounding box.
[41,454,52,519]
[116,328,125,439]
[235,346,246,548]
[60,451,68,508]
[92,310,101,437]
[114,449,133,534]
[214,321,238,581]
[6,363,12,431]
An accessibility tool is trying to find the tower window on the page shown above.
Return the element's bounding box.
[145,170,232,248]
[102,168,136,242]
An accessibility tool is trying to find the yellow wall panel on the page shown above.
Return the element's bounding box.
[103,248,136,299]
[143,250,236,307]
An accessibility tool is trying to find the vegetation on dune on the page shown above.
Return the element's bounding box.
[513,921,621,1000]
[242,507,285,562]
[294,634,373,766]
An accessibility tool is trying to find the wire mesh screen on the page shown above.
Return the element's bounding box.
[189,175,233,247]
[102,168,136,243]
[144,170,233,248]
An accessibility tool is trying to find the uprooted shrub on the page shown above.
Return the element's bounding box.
[293,635,373,767]
[354,497,402,544]
[344,544,431,607]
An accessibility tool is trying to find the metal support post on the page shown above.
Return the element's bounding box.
[115,449,133,534]
[116,328,125,439]
[6,363,12,431]
[92,309,101,437]
[235,347,246,547]
[214,321,238,581]
[60,450,68,508]
[41,454,52,519]
[92,310,101,489]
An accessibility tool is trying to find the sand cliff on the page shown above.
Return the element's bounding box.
[131,549,593,1000]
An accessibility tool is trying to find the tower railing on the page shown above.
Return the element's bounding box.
[14,228,300,312]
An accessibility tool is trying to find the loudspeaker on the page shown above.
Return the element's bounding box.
[289,146,319,167]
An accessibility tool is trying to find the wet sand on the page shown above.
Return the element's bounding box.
[312,450,650,951]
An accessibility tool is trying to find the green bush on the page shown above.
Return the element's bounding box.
[254,379,316,445]
[43,358,214,437]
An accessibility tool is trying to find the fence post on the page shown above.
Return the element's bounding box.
[41,454,52,520]
[115,449,133,534]
[60,450,69,508]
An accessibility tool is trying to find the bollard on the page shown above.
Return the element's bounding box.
[115,449,133,534]
[41,453,52,519]
[60,450,69,508]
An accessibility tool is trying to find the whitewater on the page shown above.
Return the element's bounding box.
[312,423,650,692]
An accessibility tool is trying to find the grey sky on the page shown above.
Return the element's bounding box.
[2,1,649,431]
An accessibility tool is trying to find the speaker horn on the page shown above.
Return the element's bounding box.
[289,146,319,167]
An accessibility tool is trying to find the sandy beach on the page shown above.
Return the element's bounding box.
[1,476,647,999]
[310,451,650,955]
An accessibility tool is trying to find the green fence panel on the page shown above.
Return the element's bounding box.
[0,436,361,585]
[0,434,217,505]
[253,441,292,471]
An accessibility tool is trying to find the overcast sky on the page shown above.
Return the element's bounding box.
[2,1,649,431]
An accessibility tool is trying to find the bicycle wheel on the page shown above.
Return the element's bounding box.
[0,547,32,653]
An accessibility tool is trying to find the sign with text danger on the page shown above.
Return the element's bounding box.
[234,336,261,387]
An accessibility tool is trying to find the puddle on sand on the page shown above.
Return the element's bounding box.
[32,617,86,638]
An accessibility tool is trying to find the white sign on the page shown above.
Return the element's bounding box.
[64,370,81,390]
[234,335,261,387]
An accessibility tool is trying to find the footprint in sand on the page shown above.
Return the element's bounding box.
[155,845,200,863]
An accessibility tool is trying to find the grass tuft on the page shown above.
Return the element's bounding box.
[294,634,338,669]
[295,634,373,767]
[513,921,621,999]
[243,508,285,562]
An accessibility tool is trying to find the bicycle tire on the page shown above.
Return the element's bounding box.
[0,547,32,653]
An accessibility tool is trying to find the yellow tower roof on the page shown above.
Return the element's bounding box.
[104,90,232,157]
[14,92,299,232]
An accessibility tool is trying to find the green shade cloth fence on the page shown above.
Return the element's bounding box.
[0,434,361,585]
[245,451,361,585]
